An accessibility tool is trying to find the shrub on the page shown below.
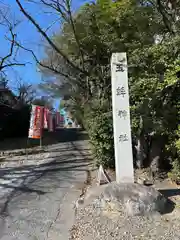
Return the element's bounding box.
[168,159,180,184]
[168,135,180,184]
[84,99,115,168]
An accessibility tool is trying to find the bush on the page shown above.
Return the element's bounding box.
[84,100,115,168]
[168,135,180,184]
[168,159,180,184]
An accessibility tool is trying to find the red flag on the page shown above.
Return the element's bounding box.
[48,112,54,132]
[44,108,49,129]
[28,105,44,139]
[56,111,60,126]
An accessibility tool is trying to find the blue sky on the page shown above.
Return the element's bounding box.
[0,0,88,109]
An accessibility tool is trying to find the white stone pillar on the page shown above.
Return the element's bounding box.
[111,52,134,183]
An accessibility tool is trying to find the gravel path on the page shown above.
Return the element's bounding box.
[70,204,180,240]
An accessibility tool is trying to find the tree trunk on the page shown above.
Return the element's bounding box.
[149,135,164,173]
[136,136,145,169]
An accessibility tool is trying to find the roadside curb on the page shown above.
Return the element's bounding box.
[0,148,48,157]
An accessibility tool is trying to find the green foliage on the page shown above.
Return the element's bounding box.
[168,159,180,184]
[84,100,114,168]
[87,113,114,168]
[168,126,180,183]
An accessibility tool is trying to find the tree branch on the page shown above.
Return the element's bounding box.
[65,0,85,71]
[0,26,26,72]
[14,40,83,85]
[0,63,25,70]
[0,27,15,69]
[39,0,85,70]
[156,0,176,35]
[16,0,88,76]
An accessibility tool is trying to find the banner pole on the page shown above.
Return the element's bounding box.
[40,107,44,149]
[40,137,42,149]
[26,138,29,158]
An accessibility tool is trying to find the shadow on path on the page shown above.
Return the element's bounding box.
[157,188,180,214]
[0,142,93,219]
[0,129,89,151]
[159,188,180,198]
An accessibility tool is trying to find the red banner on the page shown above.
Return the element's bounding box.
[44,108,49,129]
[48,112,54,132]
[56,111,60,126]
[28,105,44,139]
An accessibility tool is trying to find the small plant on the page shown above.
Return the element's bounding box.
[168,159,180,184]
[168,136,180,184]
